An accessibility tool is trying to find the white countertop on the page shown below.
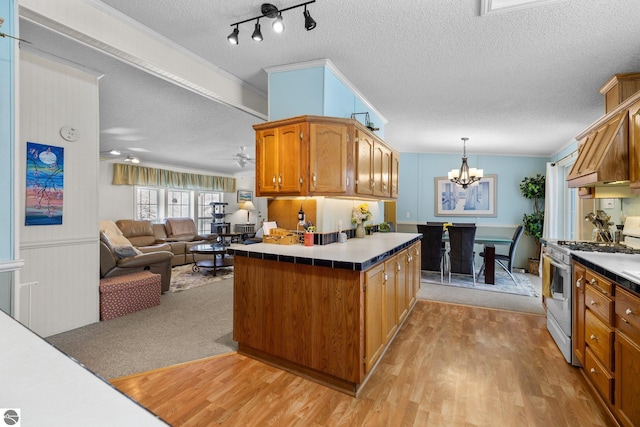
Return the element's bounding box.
[228,232,421,265]
[0,311,168,426]
[570,251,640,286]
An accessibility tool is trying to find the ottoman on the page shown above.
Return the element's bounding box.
[99,271,161,320]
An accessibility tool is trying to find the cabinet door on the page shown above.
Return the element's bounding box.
[356,131,374,196]
[309,123,348,194]
[365,263,385,373]
[396,251,408,324]
[373,142,391,198]
[384,256,398,342]
[277,124,304,194]
[391,152,400,199]
[629,99,640,193]
[574,263,586,365]
[410,243,421,305]
[615,331,640,427]
[256,129,279,195]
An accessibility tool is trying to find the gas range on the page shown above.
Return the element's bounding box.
[555,240,640,255]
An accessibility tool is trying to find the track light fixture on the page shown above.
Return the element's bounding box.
[227,1,317,45]
[124,154,140,164]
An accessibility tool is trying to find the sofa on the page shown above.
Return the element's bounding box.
[115,218,218,266]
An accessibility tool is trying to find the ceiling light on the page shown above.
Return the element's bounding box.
[227,26,239,45]
[124,154,140,164]
[303,6,316,30]
[272,13,284,33]
[252,20,263,42]
[448,138,484,189]
[228,1,317,45]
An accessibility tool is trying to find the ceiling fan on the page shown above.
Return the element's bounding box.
[233,146,255,168]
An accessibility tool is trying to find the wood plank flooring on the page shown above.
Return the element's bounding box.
[112,301,613,426]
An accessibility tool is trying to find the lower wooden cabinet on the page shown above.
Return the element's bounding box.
[615,331,640,426]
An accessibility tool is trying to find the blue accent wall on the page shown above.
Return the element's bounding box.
[399,152,547,225]
[0,0,15,260]
[269,67,324,120]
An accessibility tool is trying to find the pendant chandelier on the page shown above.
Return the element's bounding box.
[448,137,483,189]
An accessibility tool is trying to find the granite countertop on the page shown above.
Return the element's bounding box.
[571,251,640,296]
[227,233,422,271]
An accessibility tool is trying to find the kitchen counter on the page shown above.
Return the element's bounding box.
[227,232,422,270]
[571,251,640,296]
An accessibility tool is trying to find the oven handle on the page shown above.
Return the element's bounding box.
[546,256,570,273]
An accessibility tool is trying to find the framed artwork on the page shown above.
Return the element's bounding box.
[237,190,253,203]
[25,142,65,225]
[434,174,497,217]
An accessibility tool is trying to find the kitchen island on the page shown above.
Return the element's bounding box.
[227,233,422,396]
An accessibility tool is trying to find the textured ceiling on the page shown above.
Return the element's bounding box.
[19,0,640,175]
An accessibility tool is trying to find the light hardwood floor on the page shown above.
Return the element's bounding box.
[112,300,613,426]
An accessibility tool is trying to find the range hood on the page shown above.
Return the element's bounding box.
[567,109,629,188]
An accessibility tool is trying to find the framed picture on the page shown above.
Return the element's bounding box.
[434,174,497,217]
[25,142,64,225]
[237,190,253,203]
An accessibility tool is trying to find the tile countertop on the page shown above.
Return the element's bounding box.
[571,251,640,296]
[227,233,422,271]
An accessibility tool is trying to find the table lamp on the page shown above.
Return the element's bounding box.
[240,201,255,224]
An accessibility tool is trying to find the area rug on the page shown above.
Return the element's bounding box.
[169,264,234,292]
[421,269,538,297]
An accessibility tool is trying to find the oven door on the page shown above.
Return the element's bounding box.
[543,254,571,301]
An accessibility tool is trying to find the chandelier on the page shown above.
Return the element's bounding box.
[448,137,483,189]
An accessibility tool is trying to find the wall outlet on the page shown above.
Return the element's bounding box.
[405,212,411,218]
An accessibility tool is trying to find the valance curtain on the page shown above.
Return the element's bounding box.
[112,163,236,193]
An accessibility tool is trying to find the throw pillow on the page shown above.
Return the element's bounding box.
[113,245,143,259]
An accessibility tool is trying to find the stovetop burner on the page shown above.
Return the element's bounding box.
[557,240,640,254]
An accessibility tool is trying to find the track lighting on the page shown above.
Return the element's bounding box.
[303,6,316,30]
[227,1,317,45]
[252,20,263,42]
[227,25,239,45]
[124,154,140,164]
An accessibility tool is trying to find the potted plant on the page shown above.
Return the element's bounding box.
[520,174,545,274]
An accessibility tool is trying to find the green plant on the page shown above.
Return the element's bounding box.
[520,174,545,259]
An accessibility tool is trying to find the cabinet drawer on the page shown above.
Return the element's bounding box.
[585,309,614,371]
[585,283,614,324]
[585,270,613,296]
[585,346,614,404]
[616,287,640,343]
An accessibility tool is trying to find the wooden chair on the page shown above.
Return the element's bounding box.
[477,225,524,285]
[417,224,446,282]
[448,225,477,284]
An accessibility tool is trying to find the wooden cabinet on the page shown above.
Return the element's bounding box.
[615,287,640,427]
[255,115,398,199]
[365,262,386,373]
[384,255,399,342]
[308,122,349,194]
[574,261,640,426]
[628,98,640,194]
[355,129,374,196]
[391,153,400,198]
[573,262,586,365]
[256,123,305,195]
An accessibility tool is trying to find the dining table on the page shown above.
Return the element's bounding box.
[443,235,513,284]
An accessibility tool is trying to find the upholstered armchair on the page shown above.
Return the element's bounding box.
[99,234,173,293]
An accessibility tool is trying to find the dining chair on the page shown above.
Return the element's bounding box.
[448,225,477,284]
[477,225,524,285]
[417,224,446,282]
[452,222,476,227]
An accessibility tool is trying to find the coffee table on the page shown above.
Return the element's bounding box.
[189,243,233,276]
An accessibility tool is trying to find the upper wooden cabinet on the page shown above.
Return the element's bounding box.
[254,115,398,199]
[256,123,305,195]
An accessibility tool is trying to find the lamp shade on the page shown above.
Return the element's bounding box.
[241,201,255,211]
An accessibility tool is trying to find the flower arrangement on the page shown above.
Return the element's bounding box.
[351,203,372,225]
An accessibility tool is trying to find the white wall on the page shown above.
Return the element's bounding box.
[18,50,100,337]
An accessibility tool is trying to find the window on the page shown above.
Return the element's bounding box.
[136,187,159,220]
[196,192,221,234]
[134,187,222,232]
[167,190,190,218]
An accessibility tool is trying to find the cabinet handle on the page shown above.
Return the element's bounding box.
[278,174,283,186]
[590,334,598,341]
[312,173,317,187]
[384,273,388,282]
[371,181,375,189]
[346,178,350,187]
[590,278,597,285]
[397,263,401,272]
[576,277,583,288]
[590,300,597,306]
[590,368,597,374]
[621,317,629,324]
[272,175,277,188]
[626,308,633,315]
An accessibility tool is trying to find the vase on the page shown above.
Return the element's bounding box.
[355,223,365,238]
